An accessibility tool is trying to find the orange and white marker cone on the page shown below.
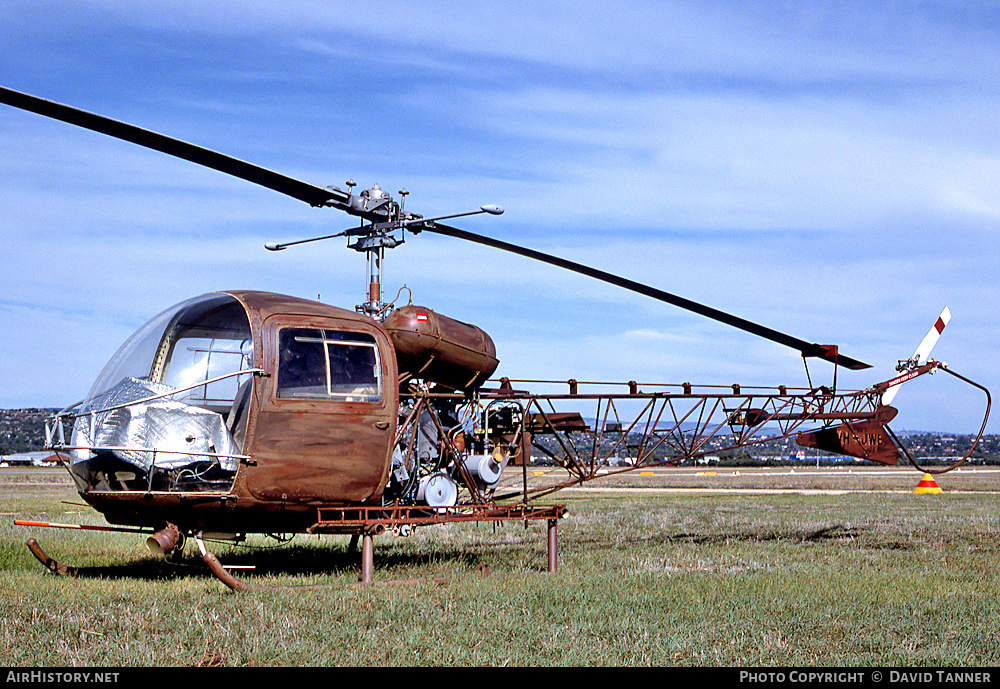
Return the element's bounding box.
[914,473,943,495]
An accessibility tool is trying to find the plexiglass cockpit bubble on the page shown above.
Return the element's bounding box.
[70,293,254,492]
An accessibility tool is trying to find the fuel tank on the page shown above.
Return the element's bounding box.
[383,305,499,392]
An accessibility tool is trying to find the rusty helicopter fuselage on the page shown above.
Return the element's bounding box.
[49,289,507,535]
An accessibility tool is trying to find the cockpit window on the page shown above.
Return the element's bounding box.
[155,312,253,415]
[277,328,382,402]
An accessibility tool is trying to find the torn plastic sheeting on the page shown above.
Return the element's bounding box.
[72,377,240,472]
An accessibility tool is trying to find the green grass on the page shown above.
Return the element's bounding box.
[1,471,999,666]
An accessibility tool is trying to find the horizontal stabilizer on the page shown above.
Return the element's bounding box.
[796,419,899,465]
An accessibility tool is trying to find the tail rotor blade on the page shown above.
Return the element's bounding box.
[881,307,950,405]
[912,306,951,367]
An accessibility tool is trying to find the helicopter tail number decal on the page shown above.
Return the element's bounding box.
[795,418,899,465]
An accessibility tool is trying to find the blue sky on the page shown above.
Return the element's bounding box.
[2,1,998,434]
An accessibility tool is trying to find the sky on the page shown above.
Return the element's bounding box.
[1,1,998,435]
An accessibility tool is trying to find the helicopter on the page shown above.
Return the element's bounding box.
[1,86,991,589]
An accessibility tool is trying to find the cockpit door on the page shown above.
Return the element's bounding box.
[244,314,397,504]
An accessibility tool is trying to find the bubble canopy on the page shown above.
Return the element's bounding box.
[70,294,255,487]
[81,293,254,415]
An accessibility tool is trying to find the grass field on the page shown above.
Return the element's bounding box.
[1,466,999,667]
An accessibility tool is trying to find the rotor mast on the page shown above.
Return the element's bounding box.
[345,181,401,319]
[364,243,385,317]
[344,184,505,319]
[265,179,504,320]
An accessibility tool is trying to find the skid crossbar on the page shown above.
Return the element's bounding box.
[308,504,567,584]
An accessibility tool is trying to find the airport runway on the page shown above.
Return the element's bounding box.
[517,464,1000,495]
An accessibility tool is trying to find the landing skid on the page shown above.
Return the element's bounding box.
[22,503,568,591]
[26,538,78,576]
[24,536,218,580]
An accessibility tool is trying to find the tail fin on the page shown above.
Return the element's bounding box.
[881,307,950,406]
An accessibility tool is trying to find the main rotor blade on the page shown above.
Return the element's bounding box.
[419,222,871,370]
[0,85,349,209]
[2,86,870,370]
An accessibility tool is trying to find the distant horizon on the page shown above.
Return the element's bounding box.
[0,405,991,440]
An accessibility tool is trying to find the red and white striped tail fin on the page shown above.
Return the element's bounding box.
[881,307,950,406]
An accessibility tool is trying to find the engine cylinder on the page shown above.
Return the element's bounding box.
[384,305,499,392]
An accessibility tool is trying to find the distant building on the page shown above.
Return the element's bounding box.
[1,451,61,467]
